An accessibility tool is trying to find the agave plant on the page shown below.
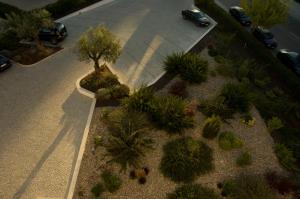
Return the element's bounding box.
[103,109,154,171]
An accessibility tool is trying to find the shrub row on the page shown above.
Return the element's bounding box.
[195,0,300,100]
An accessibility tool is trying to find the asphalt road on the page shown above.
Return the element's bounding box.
[215,0,300,53]
[0,0,57,10]
[0,0,215,198]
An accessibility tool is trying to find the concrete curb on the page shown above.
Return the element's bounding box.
[75,70,96,98]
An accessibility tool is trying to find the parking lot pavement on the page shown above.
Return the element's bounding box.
[0,0,216,198]
[0,0,56,10]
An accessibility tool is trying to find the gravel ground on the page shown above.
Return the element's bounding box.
[74,49,285,199]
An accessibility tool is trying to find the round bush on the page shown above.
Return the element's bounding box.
[202,115,221,139]
[221,83,251,113]
[168,184,221,199]
[160,137,213,182]
[218,131,243,150]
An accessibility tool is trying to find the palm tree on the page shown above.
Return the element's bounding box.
[103,109,154,171]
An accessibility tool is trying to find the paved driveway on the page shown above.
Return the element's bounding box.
[0,0,56,10]
[0,0,215,198]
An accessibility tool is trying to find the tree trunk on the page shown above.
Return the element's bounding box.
[93,59,101,73]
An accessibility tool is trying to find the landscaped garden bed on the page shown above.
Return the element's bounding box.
[11,45,62,65]
[73,49,287,199]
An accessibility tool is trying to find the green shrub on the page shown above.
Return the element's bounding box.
[221,83,251,113]
[122,86,154,112]
[274,144,297,171]
[223,174,278,199]
[96,88,111,101]
[202,115,221,139]
[101,170,122,193]
[168,184,221,199]
[91,183,105,198]
[0,2,22,18]
[236,152,252,167]
[216,57,235,77]
[276,127,300,160]
[149,95,194,133]
[267,117,284,132]
[109,84,130,100]
[218,131,243,150]
[208,48,219,57]
[164,53,208,83]
[163,52,186,74]
[103,109,154,170]
[0,31,20,51]
[80,71,120,92]
[160,137,213,182]
[199,97,234,121]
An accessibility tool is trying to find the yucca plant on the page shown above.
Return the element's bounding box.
[202,115,221,139]
[163,52,208,84]
[103,109,154,171]
[149,95,194,133]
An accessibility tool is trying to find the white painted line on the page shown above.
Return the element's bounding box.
[66,98,96,199]
[56,0,117,22]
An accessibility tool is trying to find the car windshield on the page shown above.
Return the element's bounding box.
[192,10,204,18]
[264,32,274,39]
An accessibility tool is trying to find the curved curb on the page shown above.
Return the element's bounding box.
[75,69,96,99]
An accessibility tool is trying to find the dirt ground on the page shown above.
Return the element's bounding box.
[73,49,285,199]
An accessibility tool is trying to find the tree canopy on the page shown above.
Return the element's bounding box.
[241,0,290,28]
[74,25,121,72]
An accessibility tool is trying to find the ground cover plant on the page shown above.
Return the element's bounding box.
[101,170,122,193]
[202,115,221,139]
[218,131,243,150]
[167,184,221,199]
[160,137,213,182]
[222,174,278,199]
[236,152,252,167]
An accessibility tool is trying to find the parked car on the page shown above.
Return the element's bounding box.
[182,9,210,26]
[252,26,277,49]
[38,22,68,44]
[229,6,252,26]
[277,49,300,76]
[0,55,12,72]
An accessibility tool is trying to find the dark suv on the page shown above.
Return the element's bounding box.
[229,6,252,26]
[0,55,12,72]
[38,22,67,44]
[182,9,210,26]
[252,27,277,49]
[277,49,300,76]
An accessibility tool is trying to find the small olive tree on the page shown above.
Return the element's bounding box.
[74,25,121,72]
[241,0,290,28]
